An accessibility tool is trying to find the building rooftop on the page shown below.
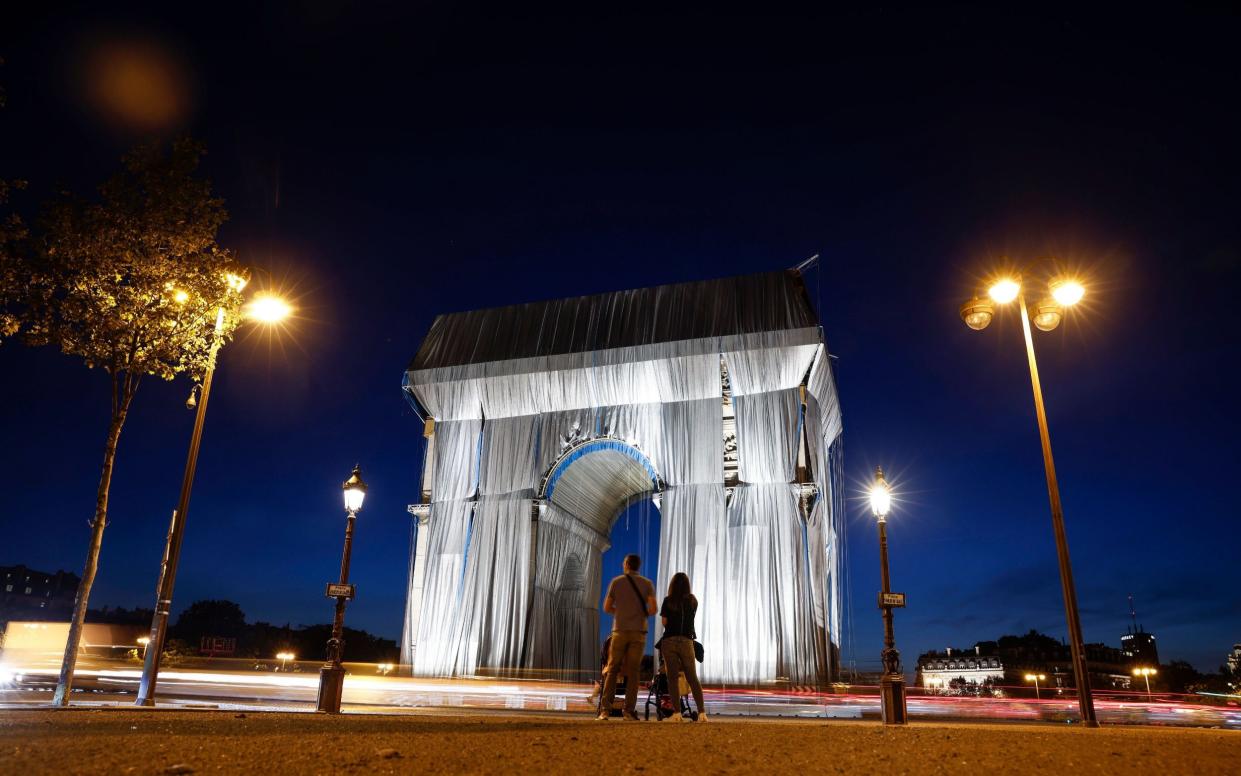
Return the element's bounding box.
[409,269,819,371]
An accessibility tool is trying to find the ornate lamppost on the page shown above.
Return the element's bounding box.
[870,466,907,725]
[959,268,1097,727]
[316,465,368,714]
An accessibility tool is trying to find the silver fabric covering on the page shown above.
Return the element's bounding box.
[401,271,844,685]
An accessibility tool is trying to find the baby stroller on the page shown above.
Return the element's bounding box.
[592,642,656,718]
[643,656,699,721]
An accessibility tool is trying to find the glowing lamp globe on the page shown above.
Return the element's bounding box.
[988,278,1020,304]
[343,465,367,513]
[1032,298,1063,332]
[869,467,891,519]
[959,297,995,331]
[1050,278,1085,307]
[246,294,293,324]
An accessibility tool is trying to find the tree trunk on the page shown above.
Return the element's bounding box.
[52,403,128,706]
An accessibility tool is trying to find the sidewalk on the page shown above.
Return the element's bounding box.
[1,708,1237,775]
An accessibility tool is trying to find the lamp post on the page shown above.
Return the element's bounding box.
[959,269,1098,728]
[135,285,292,707]
[137,637,150,659]
[317,465,367,714]
[1025,672,1047,700]
[276,651,295,672]
[870,466,907,725]
[1133,666,1157,699]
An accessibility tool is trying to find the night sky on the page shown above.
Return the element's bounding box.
[2,7,1238,672]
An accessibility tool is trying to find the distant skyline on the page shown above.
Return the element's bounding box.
[2,7,1238,672]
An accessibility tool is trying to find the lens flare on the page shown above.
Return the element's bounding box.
[869,468,891,518]
[246,295,292,324]
[987,279,1020,304]
[1050,278,1085,306]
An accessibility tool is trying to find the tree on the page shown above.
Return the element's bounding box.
[1160,660,1202,694]
[171,599,247,646]
[0,139,245,705]
[86,605,156,626]
[0,59,28,343]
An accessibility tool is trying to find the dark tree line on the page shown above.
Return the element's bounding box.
[91,599,399,664]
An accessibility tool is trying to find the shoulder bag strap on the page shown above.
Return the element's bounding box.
[624,574,647,613]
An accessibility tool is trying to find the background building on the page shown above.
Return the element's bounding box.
[1121,625,1159,666]
[917,631,1137,694]
[0,564,79,621]
[916,644,1005,691]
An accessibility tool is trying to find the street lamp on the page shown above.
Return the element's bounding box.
[276,651,296,672]
[317,465,368,714]
[136,278,292,707]
[870,466,907,725]
[959,267,1098,728]
[1133,666,1157,699]
[1024,672,1047,700]
[137,636,151,658]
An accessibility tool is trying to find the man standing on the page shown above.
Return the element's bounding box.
[596,553,657,721]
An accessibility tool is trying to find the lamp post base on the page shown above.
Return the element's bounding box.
[316,665,346,714]
[880,674,907,725]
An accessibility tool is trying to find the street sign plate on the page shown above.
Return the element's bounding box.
[326,583,356,599]
[879,592,906,608]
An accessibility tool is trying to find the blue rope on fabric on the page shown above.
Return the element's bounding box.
[544,439,658,500]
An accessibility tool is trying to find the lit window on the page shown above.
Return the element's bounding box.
[25,587,32,594]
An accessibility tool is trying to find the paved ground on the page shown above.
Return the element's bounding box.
[1,708,1238,775]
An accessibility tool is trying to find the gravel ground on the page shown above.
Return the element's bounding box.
[2,708,1238,775]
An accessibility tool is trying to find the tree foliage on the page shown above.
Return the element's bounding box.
[0,177,28,342]
[0,56,27,342]
[172,599,248,643]
[15,138,246,384]
[163,600,401,664]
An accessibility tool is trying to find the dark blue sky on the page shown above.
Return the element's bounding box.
[2,6,1238,671]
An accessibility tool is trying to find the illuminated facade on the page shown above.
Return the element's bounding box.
[916,645,1005,691]
[1120,626,1159,666]
[399,270,845,684]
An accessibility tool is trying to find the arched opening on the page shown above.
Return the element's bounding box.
[533,437,661,678]
[597,496,662,656]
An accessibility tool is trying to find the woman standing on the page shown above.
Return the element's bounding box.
[659,572,708,722]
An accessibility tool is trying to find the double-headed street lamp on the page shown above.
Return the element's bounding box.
[1024,672,1047,700]
[317,465,368,714]
[136,281,292,707]
[959,267,1097,727]
[870,466,907,725]
[1133,666,1157,699]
